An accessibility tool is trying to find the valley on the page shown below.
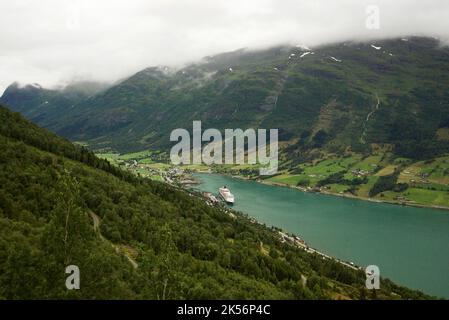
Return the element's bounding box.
[95,149,449,210]
[3,36,448,212]
[2,105,431,299]
[93,147,449,298]
[2,35,449,300]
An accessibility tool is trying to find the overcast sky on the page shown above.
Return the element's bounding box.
[1,0,449,94]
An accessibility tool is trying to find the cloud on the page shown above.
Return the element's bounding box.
[1,0,449,94]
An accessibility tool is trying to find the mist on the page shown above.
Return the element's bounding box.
[1,0,449,94]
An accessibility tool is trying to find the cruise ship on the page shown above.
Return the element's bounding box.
[218,186,235,204]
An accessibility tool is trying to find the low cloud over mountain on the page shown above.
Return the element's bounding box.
[1,0,449,93]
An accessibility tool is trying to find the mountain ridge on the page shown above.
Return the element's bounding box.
[2,36,449,161]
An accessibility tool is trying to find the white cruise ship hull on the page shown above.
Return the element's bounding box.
[219,187,235,204]
[220,194,234,204]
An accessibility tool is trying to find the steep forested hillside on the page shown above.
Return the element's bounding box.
[2,37,449,160]
[0,105,430,299]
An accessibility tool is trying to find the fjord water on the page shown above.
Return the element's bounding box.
[193,173,449,298]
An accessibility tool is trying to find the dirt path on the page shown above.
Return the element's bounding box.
[89,211,104,240]
[88,211,138,269]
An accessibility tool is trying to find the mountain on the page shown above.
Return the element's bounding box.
[0,104,431,299]
[2,37,449,160]
[0,81,109,134]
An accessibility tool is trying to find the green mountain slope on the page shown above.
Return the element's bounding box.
[0,105,430,299]
[2,37,449,159]
[0,81,109,133]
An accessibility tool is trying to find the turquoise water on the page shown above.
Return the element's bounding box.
[193,173,449,298]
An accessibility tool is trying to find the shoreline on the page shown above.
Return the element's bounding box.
[188,182,363,273]
[190,171,448,298]
[194,171,449,212]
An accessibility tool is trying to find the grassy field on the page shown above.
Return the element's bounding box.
[376,165,397,176]
[357,176,379,198]
[268,174,306,186]
[95,151,168,181]
[268,153,449,208]
[398,156,449,184]
[327,184,349,193]
[96,153,121,165]
[380,188,449,207]
[268,154,384,187]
